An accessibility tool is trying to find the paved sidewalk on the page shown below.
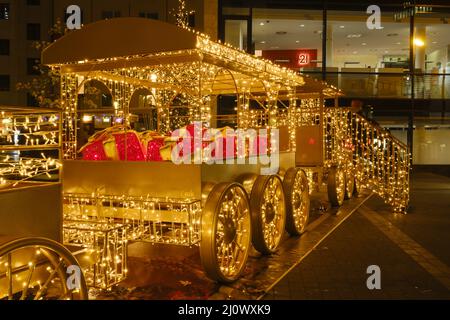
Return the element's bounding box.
[265,172,450,300]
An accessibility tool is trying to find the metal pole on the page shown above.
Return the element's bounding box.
[322,1,327,82]
[407,4,415,165]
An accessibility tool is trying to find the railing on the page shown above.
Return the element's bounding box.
[302,71,450,99]
[292,99,410,212]
[325,107,410,212]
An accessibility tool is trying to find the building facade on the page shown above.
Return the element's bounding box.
[0,0,217,106]
[219,0,450,165]
[1,0,449,164]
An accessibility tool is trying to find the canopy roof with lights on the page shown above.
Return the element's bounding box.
[42,18,341,158]
[42,18,340,96]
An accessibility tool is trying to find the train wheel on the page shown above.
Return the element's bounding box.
[250,175,286,255]
[200,182,251,283]
[344,165,355,200]
[327,166,345,207]
[283,168,310,236]
[0,237,88,300]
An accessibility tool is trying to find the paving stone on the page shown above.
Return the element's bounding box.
[265,172,450,300]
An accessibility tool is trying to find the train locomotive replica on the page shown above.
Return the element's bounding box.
[0,18,410,299]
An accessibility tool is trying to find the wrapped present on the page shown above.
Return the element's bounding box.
[80,123,272,163]
[141,130,166,162]
[81,138,109,161]
[113,131,146,161]
[159,141,175,161]
[248,132,268,157]
[80,126,145,161]
[206,127,237,160]
[80,129,110,161]
[172,123,209,159]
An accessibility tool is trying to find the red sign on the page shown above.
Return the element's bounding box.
[298,53,310,66]
[261,49,317,70]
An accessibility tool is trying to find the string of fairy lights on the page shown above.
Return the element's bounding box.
[0,111,62,188]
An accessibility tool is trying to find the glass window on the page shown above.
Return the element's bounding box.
[327,10,410,70]
[414,8,450,100]
[327,4,411,98]
[101,11,121,20]
[27,58,40,75]
[0,3,9,20]
[0,75,10,91]
[139,12,159,20]
[27,23,41,41]
[27,0,40,6]
[0,39,9,55]
[225,19,248,51]
[27,93,38,107]
[252,8,323,74]
[188,13,195,28]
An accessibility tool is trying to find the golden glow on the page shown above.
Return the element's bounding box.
[82,114,93,122]
[413,38,425,47]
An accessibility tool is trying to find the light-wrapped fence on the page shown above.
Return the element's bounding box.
[294,101,410,212]
[326,108,410,212]
[63,193,202,246]
[63,220,128,289]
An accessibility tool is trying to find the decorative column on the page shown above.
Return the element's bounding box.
[60,74,79,159]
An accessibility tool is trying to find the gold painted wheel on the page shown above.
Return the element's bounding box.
[0,237,88,300]
[283,168,310,236]
[327,167,346,207]
[200,183,251,283]
[250,175,286,255]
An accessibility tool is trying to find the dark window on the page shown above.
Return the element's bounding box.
[27,0,40,5]
[102,11,112,19]
[188,13,195,28]
[27,58,40,75]
[139,12,158,20]
[27,93,38,107]
[102,10,120,19]
[27,23,41,40]
[0,39,9,55]
[0,75,10,91]
[102,93,112,107]
[0,3,9,20]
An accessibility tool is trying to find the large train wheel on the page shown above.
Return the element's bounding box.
[0,237,88,300]
[283,168,310,236]
[327,166,345,207]
[200,182,251,283]
[250,175,286,255]
[344,165,355,200]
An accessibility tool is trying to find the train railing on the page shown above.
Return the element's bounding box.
[324,107,410,213]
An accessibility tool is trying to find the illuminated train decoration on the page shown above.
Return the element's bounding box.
[0,18,410,299]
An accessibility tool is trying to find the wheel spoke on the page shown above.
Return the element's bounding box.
[33,259,63,300]
[20,262,36,300]
[6,253,12,300]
